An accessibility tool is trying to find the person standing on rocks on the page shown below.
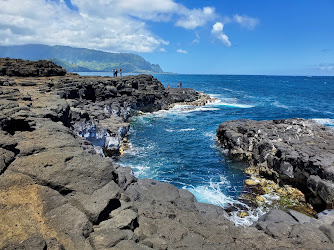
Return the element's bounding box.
[180,82,182,88]
[114,68,118,77]
[120,68,122,77]
[167,83,170,89]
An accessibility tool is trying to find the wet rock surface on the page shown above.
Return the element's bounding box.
[0,59,334,249]
[217,118,334,211]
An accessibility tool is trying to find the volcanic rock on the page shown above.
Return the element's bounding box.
[0,58,66,77]
[1,59,334,249]
[217,118,334,210]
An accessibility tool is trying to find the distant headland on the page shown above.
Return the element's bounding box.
[0,44,164,74]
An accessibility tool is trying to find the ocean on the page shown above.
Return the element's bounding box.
[80,73,334,225]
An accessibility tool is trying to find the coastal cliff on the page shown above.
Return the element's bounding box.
[1,58,334,249]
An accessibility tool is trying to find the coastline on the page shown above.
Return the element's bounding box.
[0,58,333,249]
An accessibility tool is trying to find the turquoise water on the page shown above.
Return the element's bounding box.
[80,73,334,224]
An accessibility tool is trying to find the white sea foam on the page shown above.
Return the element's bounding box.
[208,96,255,108]
[180,128,196,132]
[227,193,280,226]
[165,104,220,114]
[203,131,216,140]
[121,142,138,156]
[124,161,161,179]
[165,128,175,132]
[313,118,334,127]
[213,101,255,109]
[165,128,197,132]
[122,141,157,158]
[179,106,221,113]
[273,101,289,109]
[207,92,257,109]
[229,207,268,227]
[208,94,222,99]
[184,176,236,208]
[182,175,271,227]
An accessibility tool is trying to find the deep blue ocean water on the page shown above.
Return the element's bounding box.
[80,73,334,224]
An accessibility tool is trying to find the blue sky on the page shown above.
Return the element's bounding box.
[0,0,334,75]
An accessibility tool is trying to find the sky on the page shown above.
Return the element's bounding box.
[0,0,334,75]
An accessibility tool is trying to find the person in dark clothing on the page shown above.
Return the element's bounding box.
[114,68,118,77]
[120,68,122,77]
[180,82,182,88]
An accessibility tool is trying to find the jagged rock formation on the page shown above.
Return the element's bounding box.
[0,59,334,249]
[0,58,66,77]
[217,118,334,211]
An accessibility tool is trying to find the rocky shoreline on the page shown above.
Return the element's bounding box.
[217,118,334,211]
[1,58,334,249]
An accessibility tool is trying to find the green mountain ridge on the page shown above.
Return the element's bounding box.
[0,44,163,73]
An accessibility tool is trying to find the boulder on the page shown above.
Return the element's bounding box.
[125,179,180,202]
[258,209,298,224]
[287,209,312,224]
[69,181,121,223]
[99,209,138,230]
[89,228,128,249]
[114,166,137,190]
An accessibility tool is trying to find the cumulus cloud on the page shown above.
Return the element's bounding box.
[177,49,188,54]
[233,14,259,30]
[0,0,259,52]
[211,22,231,47]
[175,6,216,29]
[0,0,218,53]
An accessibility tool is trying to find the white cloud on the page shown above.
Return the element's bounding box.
[0,0,177,52]
[317,63,334,72]
[175,6,216,29]
[0,0,219,53]
[211,22,231,47]
[233,14,259,30]
[177,49,188,54]
[0,0,258,53]
[192,32,200,44]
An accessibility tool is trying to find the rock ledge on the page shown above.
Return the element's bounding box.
[217,118,334,211]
